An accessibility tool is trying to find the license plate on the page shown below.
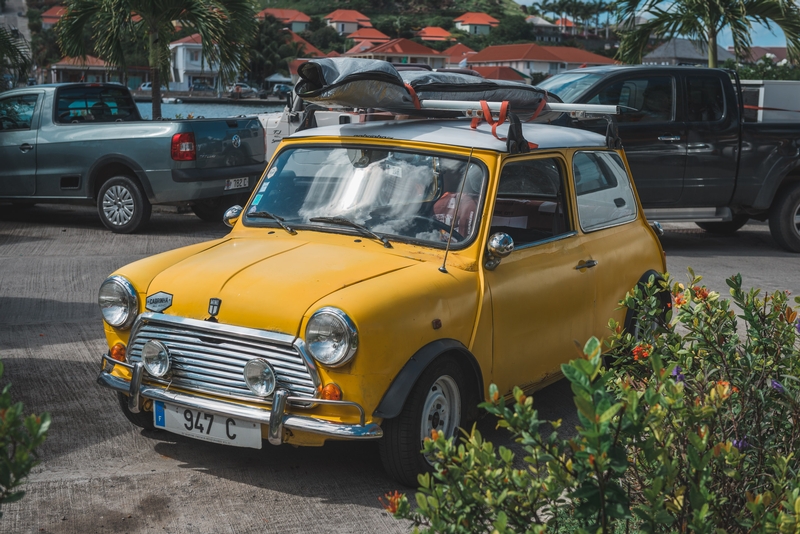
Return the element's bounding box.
[224,177,249,190]
[153,401,262,449]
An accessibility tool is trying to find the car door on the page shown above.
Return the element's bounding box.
[0,92,42,197]
[484,154,596,397]
[682,74,739,206]
[583,75,687,205]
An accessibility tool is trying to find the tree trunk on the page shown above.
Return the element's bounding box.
[708,30,718,68]
[149,31,162,120]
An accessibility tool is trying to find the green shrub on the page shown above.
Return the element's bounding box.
[0,362,50,518]
[384,271,800,533]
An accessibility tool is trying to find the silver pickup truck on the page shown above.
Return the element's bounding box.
[0,83,266,232]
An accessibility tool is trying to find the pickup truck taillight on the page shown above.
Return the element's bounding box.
[171,132,196,161]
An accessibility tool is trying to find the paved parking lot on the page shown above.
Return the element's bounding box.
[0,204,797,533]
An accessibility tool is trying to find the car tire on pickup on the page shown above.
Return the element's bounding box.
[769,182,800,253]
[379,355,467,487]
[191,193,249,223]
[97,175,152,234]
[696,215,749,235]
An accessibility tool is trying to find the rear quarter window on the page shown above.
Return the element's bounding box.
[572,151,637,232]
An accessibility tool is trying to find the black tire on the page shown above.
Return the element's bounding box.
[696,215,749,235]
[192,193,250,223]
[379,356,468,487]
[117,392,155,430]
[97,175,151,233]
[769,182,800,253]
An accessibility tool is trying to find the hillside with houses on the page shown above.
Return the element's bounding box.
[17,1,795,92]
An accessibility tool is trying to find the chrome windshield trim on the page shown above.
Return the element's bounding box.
[97,370,382,440]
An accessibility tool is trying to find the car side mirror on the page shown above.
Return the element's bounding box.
[485,232,514,271]
[224,205,243,228]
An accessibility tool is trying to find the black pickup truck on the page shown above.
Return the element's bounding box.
[538,66,800,252]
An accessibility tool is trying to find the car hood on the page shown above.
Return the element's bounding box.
[143,237,418,336]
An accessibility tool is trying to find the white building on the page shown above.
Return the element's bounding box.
[168,34,220,91]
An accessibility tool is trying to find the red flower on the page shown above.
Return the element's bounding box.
[693,286,709,300]
[633,344,652,361]
[379,491,403,514]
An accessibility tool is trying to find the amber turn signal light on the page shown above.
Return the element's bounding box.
[110,343,126,362]
[319,383,342,401]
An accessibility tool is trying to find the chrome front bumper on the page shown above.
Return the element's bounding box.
[97,356,383,445]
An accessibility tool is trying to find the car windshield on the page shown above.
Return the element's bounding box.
[537,73,604,103]
[245,146,486,247]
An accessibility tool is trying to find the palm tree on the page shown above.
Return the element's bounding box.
[57,0,257,118]
[616,0,800,67]
[0,26,31,85]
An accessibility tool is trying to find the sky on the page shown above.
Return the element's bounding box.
[514,0,789,48]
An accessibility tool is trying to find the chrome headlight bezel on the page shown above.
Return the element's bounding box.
[98,275,139,329]
[304,307,358,368]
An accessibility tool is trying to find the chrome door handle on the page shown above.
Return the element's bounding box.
[575,260,598,270]
[19,143,33,152]
[658,135,680,142]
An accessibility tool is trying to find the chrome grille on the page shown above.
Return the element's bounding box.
[128,313,319,403]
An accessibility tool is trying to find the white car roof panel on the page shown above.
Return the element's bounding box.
[289,118,607,152]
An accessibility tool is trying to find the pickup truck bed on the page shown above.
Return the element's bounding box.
[0,83,266,232]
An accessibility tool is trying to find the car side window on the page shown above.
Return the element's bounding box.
[573,151,637,232]
[588,76,674,123]
[687,76,725,122]
[491,157,570,247]
[0,94,38,131]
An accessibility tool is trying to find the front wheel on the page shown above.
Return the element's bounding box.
[117,392,155,430]
[769,182,800,253]
[379,356,467,487]
[696,215,749,235]
[97,175,151,233]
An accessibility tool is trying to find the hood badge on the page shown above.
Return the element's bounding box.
[145,292,173,312]
[206,298,222,322]
[231,135,241,149]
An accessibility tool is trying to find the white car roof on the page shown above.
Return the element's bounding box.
[289,118,608,153]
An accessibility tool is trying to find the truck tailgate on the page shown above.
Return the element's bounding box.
[189,118,265,169]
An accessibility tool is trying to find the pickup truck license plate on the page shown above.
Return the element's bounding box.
[153,401,262,449]
[224,177,249,190]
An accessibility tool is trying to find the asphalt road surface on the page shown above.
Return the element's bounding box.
[0,204,797,533]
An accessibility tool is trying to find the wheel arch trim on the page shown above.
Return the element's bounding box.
[623,269,670,333]
[88,154,154,201]
[373,339,483,420]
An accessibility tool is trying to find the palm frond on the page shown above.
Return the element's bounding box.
[0,26,31,76]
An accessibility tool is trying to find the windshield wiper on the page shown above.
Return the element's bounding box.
[247,211,297,235]
[309,217,392,248]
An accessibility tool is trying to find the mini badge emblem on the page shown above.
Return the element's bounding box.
[145,292,173,312]
[231,134,241,149]
[208,298,222,317]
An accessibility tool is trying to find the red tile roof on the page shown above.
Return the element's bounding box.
[356,38,440,57]
[443,43,476,60]
[324,9,372,27]
[454,12,499,27]
[554,17,575,28]
[257,8,310,23]
[171,33,202,45]
[471,66,525,82]
[346,41,375,54]
[417,26,452,41]
[289,59,306,76]
[327,50,341,57]
[54,55,108,68]
[348,28,390,42]
[541,46,615,64]
[470,43,559,62]
[288,31,323,57]
[41,5,67,24]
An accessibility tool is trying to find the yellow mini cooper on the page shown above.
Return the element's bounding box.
[97,115,666,485]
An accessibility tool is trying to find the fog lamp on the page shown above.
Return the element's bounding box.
[141,340,170,377]
[110,343,126,362]
[319,383,342,401]
[243,359,277,397]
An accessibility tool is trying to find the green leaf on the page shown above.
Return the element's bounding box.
[599,402,624,423]
[583,337,602,360]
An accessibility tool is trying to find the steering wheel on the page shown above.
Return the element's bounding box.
[0,116,20,129]
[412,215,465,242]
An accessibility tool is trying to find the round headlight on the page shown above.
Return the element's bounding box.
[243,359,277,397]
[305,307,358,367]
[98,276,138,329]
[141,340,171,377]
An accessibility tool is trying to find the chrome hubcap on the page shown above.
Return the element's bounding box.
[420,375,460,464]
[102,185,135,226]
[793,202,800,237]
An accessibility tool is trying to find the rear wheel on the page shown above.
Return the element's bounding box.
[117,392,155,430]
[769,182,800,253]
[97,175,151,233]
[696,215,749,235]
[379,356,467,487]
[192,193,249,223]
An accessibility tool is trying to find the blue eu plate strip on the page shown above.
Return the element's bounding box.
[154,400,166,428]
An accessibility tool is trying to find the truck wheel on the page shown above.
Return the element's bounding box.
[117,392,155,430]
[379,356,466,487]
[696,215,749,235]
[769,182,800,253]
[97,176,151,234]
[192,193,250,223]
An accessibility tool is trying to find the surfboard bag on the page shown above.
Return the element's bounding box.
[295,57,563,121]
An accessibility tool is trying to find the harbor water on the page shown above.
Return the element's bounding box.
[135,101,284,119]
